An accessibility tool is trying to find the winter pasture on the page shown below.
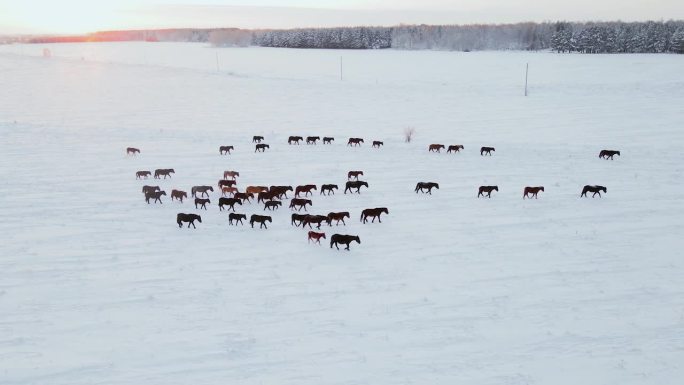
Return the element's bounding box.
[1,42,683,385]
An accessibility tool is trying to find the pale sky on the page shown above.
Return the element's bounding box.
[1,0,682,34]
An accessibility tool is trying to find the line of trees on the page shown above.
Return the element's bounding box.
[16,21,684,53]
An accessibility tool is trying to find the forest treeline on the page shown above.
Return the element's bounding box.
[17,21,684,53]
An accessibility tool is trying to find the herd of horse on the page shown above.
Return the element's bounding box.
[130,139,621,250]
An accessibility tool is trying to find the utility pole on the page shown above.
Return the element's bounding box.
[524,63,529,96]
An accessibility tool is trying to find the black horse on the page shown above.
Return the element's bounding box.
[360,207,389,223]
[478,185,498,198]
[323,137,334,144]
[255,144,270,152]
[415,182,439,194]
[218,197,242,211]
[220,145,234,155]
[177,213,201,228]
[344,181,369,194]
[599,150,620,160]
[252,136,264,143]
[228,213,247,225]
[250,214,272,229]
[330,234,361,250]
[145,190,166,204]
[581,185,607,198]
[480,146,495,156]
[306,136,320,144]
[320,184,338,195]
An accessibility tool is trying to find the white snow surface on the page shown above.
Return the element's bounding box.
[1,42,683,385]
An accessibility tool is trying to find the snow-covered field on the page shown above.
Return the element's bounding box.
[1,42,683,385]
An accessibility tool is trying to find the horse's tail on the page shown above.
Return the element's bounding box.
[360,211,365,222]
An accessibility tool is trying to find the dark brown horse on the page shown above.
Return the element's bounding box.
[320,184,338,195]
[145,190,166,204]
[429,144,445,152]
[194,198,210,210]
[347,171,363,180]
[177,213,201,228]
[218,179,236,188]
[223,170,240,180]
[303,215,328,229]
[126,147,140,155]
[270,185,293,198]
[171,189,187,202]
[295,184,317,197]
[599,150,620,160]
[290,198,312,211]
[136,170,151,179]
[480,146,495,156]
[257,190,279,203]
[229,213,247,225]
[219,145,234,155]
[288,136,303,145]
[191,185,213,198]
[447,145,464,153]
[291,213,308,227]
[347,137,364,146]
[142,185,160,195]
[306,136,320,144]
[361,207,389,223]
[250,214,272,229]
[154,169,175,179]
[478,185,498,198]
[308,231,326,244]
[253,136,264,143]
[581,185,607,198]
[330,234,360,250]
[219,197,242,211]
[327,212,349,226]
[415,182,439,194]
[264,201,282,211]
[344,181,368,194]
[372,141,384,148]
[255,143,270,152]
[323,137,334,144]
[523,186,544,199]
[233,192,253,203]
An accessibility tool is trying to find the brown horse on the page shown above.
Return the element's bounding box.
[429,144,445,152]
[270,185,293,198]
[264,201,282,211]
[252,136,264,143]
[229,213,247,225]
[255,143,270,152]
[222,186,238,197]
[523,186,545,199]
[234,192,253,203]
[177,213,201,228]
[250,214,272,229]
[327,212,350,226]
[372,141,384,148]
[330,234,360,250]
[136,171,151,179]
[306,136,320,144]
[581,185,607,198]
[344,181,368,194]
[348,171,364,180]
[246,186,268,195]
[219,145,233,155]
[194,198,210,210]
[145,190,166,204]
[295,184,317,197]
[142,185,160,195]
[257,191,279,203]
[126,147,140,155]
[191,185,213,198]
[218,197,241,211]
[290,198,312,211]
[478,185,498,198]
[323,137,334,144]
[599,150,620,160]
[223,170,240,180]
[308,231,326,244]
[291,213,308,227]
[288,136,303,145]
[154,169,175,179]
[302,215,328,229]
[480,146,495,156]
[447,145,464,153]
[171,189,188,202]
[361,207,389,223]
[320,184,338,195]
[415,182,439,194]
[347,138,364,146]
[218,179,236,188]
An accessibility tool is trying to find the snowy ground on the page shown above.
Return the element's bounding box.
[1,42,683,385]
